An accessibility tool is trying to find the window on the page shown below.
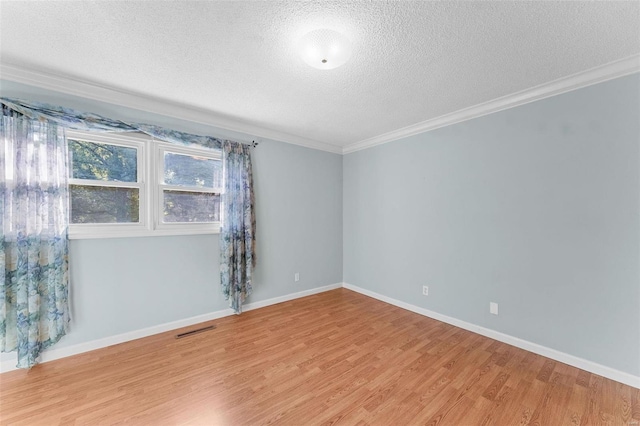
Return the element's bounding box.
[67,130,221,238]
[68,131,147,238]
[156,143,222,232]
[68,133,144,225]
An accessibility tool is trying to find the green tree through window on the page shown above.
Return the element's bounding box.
[161,151,221,223]
[69,139,139,223]
[66,132,223,236]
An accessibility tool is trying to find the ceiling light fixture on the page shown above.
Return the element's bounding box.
[299,29,352,70]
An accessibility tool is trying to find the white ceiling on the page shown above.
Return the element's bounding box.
[1,1,639,153]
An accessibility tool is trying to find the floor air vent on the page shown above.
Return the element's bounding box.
[176,325,216,339]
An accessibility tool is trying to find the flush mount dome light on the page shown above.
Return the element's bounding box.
[299,29,352,70]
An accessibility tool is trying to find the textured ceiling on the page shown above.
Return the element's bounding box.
[1,1,639,150]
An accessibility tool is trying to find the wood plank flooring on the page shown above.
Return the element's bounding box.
[0,288,637,425]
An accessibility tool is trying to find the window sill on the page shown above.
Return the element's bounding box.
[68,225,220,239]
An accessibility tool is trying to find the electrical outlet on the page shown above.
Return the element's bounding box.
[294,273,300,282]
[422,286,429,296]
[490,302,499,315]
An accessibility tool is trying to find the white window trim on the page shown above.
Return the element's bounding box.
[67,130,221,239]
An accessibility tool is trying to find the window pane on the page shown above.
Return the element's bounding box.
[164,152,221,188]
[70,185,139,223]
[163,190,220,223]
[69,139,137,182]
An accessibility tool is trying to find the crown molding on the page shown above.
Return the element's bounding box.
[2,55,638,157]
[0,63,343,154]
[343,54,640,154]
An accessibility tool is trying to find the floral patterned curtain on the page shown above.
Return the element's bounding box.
[1,115,70,368]
[220,141,256,313]
[0,98,225,150]
[0,97,258,319]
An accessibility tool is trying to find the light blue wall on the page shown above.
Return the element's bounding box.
[0,80,343,352]
[66,235,220,345]
[344,74,640,376]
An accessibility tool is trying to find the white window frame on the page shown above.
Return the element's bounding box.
[67,130,222,239]
[67,130,149,239]
[154,142,222,236]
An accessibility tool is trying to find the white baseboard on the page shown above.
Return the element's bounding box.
[342,283,640,389]
[243,282,343,313]
[0,282,343,373]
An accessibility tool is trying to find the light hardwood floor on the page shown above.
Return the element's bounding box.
[0,288,637,425]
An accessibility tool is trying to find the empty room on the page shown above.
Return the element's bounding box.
[0,1,639,425]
